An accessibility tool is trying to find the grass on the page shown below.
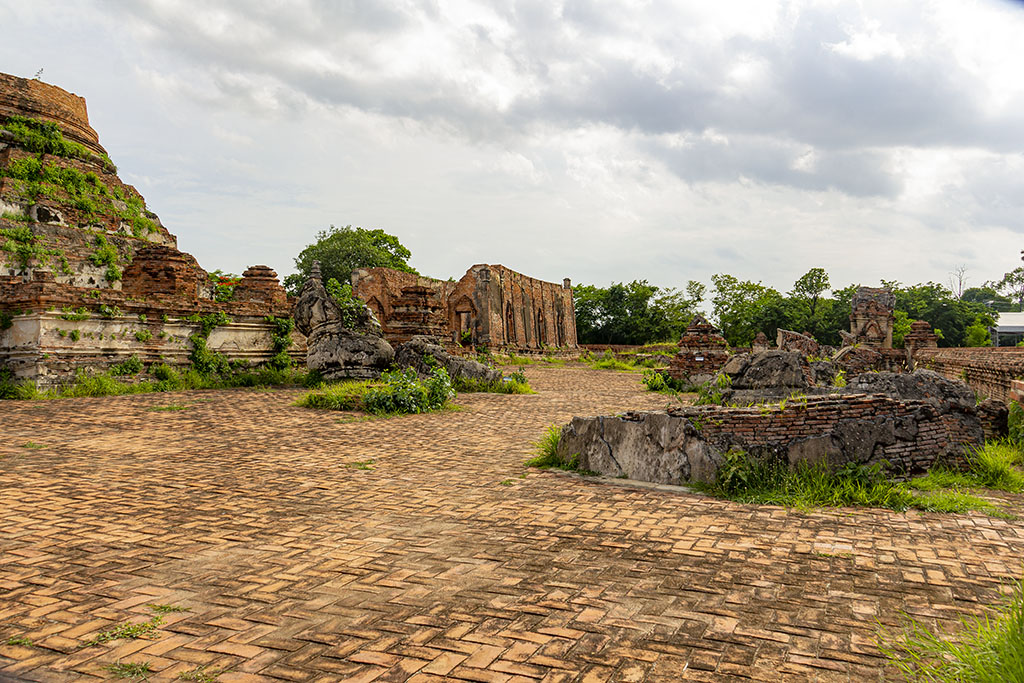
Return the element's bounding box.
[295,379,375,411]
[695,443,1023,516]
[178,665,226,682]
[86,616,163,646]
[524,425,565,469]
[5,636,34,647]
[105,661,153,679]
[880,577,1024,682]
[345,460,374,470]
[1,365,315,401]
[178,665,226,681]
[20,441,46,449]
[149,604,189,614]
[589,357,636,371]
[147,404,193,412]
[453,375,533,394]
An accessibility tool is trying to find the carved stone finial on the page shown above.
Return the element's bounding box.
[310,260,322,281]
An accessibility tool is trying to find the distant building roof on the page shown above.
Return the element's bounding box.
[994,312,1024,333]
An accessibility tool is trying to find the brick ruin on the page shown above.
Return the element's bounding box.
[667,316,729,384]
[844,286,895,348]
[557,391,988,486]
[0,73,299,387]
[352,264,577,351]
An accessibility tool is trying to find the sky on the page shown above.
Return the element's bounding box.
[2,0,1023,297]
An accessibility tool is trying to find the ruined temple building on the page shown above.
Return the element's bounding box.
[0,72,296,387]
[351,265,577,351]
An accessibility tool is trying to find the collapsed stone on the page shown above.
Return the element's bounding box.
[394,335,502,383]
[293,262,394,380]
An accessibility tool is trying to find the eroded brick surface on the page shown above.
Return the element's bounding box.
[1,365,1022,682]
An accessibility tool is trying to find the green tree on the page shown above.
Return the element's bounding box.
[789,267,831,337]
[710,274,793,346]
[964,321,992,347]
[284,225,417,294]
[995,267,1024,312]
[573,280,698,345]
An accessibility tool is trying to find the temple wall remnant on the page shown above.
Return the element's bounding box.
[352,264,576,351]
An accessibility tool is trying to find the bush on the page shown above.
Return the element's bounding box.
[110,355,143,376]
[641,369,692,393]
[453,370,532,394]
[296,367,455,415]
[364,367,453,415]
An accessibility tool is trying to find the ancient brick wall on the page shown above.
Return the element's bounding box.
[913,347,1024,403]
[0,73,105,155]
[352,264,576,351]
[558,393,984,486]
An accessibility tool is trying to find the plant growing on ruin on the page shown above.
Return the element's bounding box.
[110,355,143,376]
[0,115,92,160]
[694,373,731,406]
[264,316,295,370]
[325,278,368,329]
[104,661,152,680]
[134,329,152,343]
[0,225,60,269]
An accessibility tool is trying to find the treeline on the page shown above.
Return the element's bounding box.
[575,268,1000,348]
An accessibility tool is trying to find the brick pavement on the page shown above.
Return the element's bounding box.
[0,365,1022,682]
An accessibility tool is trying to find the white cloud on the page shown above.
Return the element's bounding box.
[1,0,1022,294]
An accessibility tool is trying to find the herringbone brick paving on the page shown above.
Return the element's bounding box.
[0,365,1022,682]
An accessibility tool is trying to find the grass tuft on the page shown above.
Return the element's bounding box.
[880,577,1024,682]
[104,661,153,679]
[86,616,163,646]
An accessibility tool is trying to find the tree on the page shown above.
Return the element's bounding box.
[710,274,792,346]
[948,265,968,299]
[573,280,699,345]
[995,267,1024,312]
[789,267,831,337]
[284,225,417,294]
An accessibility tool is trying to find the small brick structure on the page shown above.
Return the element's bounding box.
[667,316,730,383]
[558,393,987,486]
[847,287,895,348]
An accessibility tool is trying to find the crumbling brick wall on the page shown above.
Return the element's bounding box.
[558,393,984,486]
[0,72,105,155]
[913,347,1024,403]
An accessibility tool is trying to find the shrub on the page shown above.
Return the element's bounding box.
[296,368,454,415]
[110,355,143,376]
[641,369,692,394]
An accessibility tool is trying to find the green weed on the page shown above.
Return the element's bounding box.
[345,460,375,470]
[20,441,46,449]
[5,636,34,647]
[104,661,152,679]
[880,577,1024,682]
[178,665,226,682]
[86,616,163,646]
[149,604,189,613]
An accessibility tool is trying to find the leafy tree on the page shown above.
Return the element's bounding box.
[964,321,992,347]
[573,280,698,345]
[962,286,1013,312]
[710,274,792,346]
[995,267,1024,312]
[789,267,831,337]
[284,225,417,294]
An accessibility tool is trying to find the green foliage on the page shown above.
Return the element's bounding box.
[892,309,913,348]
[285,224,417,294]
[0,150,153,234]
[0,310,13,330]
[98,304,123,318]
[0,225,61,269]
[69,329,80,342]
[87,616,163,646]
[324,278,369,329]
[880,576,1024,682]
[264,316,295,370]
[574,279,700,345]
[5,636,34,647]
[296,367,454,415]
[178,665,226,682]
[587,350,635,371]
[524,425,570,469]
[364,367,454,414]
[1009,401,1024,448]
[110,355,143,376]
[965,321,993,347]
[60,306,89,321]
[134,329,152,343]
[964,441,1024,492]
[0,115,93,160]
[641,368,691,394]
[186,312,231,375]
[208,270,240,302]
[694,373,731,405]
